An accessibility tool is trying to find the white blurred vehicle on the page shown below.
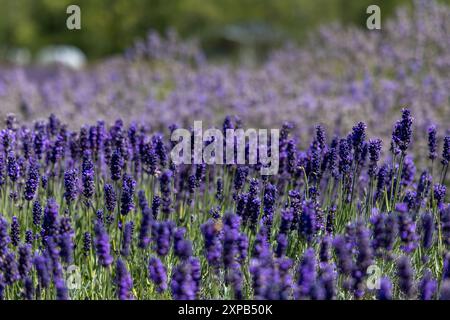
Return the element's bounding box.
[36,45,86,69]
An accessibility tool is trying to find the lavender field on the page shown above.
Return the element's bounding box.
[0,0,449,300]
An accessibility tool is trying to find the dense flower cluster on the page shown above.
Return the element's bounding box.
[0,103,447,300]
[0,1,448,300]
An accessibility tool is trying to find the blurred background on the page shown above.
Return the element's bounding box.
[0,0,448,167]
[1,0,446,62]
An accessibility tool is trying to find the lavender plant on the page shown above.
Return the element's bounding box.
[0,0,448,301]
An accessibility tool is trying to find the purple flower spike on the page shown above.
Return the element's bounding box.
[295,248,316,300]
[148,256,168,293]
[428,125,437,161]
[397,256,415,299]
[64,169,79,205]
[116,259,133,300]
[392,109,413,154]
[104,183,117,213]
[94,222,113,267]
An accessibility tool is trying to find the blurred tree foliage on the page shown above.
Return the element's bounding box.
[0,0,447,60]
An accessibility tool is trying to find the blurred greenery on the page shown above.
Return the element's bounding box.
[0,0,448,60]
